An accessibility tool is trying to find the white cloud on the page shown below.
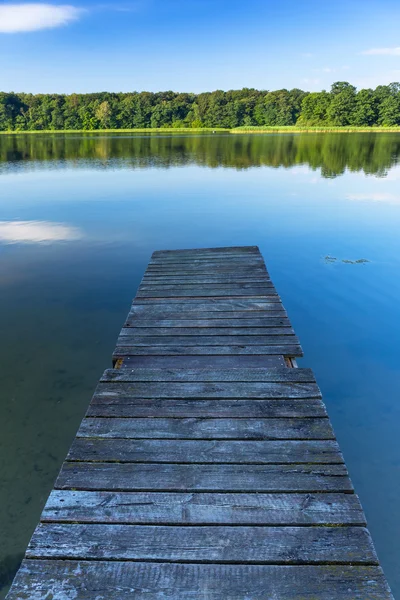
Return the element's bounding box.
[0,3,83,33]
[346,193,400,204]
[362,47,400,56]
[0,221,82,242]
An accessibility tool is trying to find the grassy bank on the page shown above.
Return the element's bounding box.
[0,128,230,135]
[0,126,399,135]
[231,126,400,133]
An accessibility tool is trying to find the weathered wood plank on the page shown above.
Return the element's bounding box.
[42,490,367,525]
[56,462,353,492]
[94,381,320,399]
[27,523,377,564]
[126,311,288,323]
[120,326,294,336]
[125,317,290,328]
[88,398,327,418]
[142,275,271,284]
[116,335,300,347]
[153,246,260,255]
[68,439,342,463]
[129,300,284,313]
[150,252,262,260]
[136,289,278,298]
[7,561,393,600]
[113,345,303,357]
[132,298,282,307]
[118,355,288,368]
[76,417,332,440]
[146,268,269,276]
[100,367,316,382]
[139,283,276,292]
[149,258,266,266]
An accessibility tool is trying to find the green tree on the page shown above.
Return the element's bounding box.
[95,100,112,128]
[298,91,331,125]
[326,82,356,125]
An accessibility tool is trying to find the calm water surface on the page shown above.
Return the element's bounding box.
[1,132,400,596]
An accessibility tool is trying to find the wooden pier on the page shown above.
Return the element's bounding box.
[7,246,393,599]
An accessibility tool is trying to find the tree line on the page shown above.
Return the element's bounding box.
[0,82,400,131]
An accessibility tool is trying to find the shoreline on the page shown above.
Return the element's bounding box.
[0,126,399,135]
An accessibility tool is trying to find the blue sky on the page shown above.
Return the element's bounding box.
[0,0,400,93]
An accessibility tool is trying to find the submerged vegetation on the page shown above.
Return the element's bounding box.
[1,82,400,131]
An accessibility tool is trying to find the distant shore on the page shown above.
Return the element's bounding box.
[1,126,400,135]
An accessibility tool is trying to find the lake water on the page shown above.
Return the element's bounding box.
[1,132,400,597]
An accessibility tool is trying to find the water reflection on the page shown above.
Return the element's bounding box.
[0,132,399,177]
[0,221,82,243]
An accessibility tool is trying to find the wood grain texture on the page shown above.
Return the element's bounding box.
[131,298,283,308]
[7,561,393,600]
[136,290,278,299]
[100,366,316,382]
[142,275,271,284]
[128,301,284,314]
[120,326,295,336]
[118,355,288,368]
[139,282,275,291]
[93,381,321,399]
[68,439,342,464]
[125,316,290,327]
[113,345,303,357]
[27,523,377,564]
[42,490,367,525]
[116,335,300,348]
[87,398,328,418]
[56,462,353,492]
[76,417,333,440]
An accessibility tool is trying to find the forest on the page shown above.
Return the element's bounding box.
[0,82,400,130]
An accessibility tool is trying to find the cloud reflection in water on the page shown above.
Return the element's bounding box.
[0,221,82,244]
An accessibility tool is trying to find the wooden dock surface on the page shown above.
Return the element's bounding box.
[6,246,393,599]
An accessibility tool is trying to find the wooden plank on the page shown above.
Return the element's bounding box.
[142,275,271,284]
[147,263,268,270]
[7,561,393,599]
[100,367,316,382]
[139,283,276,292]
[27,523,377,564]
[76,417,332,440]
[68,439,342,463]
[126,310,288,322]
[118,355,288,368]
[132,298,282,307]
[136,289,278,298]
[56,463,353,492]
[42,490,367,525]
[113,345,303,357]
[149,253,264,260]
[145,268,269,275]
[153,246,260,255]
[94,381,320,399]
[129,301,284,313]
[87,398,327,418]
[125,317,291,328]
[120,326,295,336]
[115,335,300,346]
[149,257,265,264]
